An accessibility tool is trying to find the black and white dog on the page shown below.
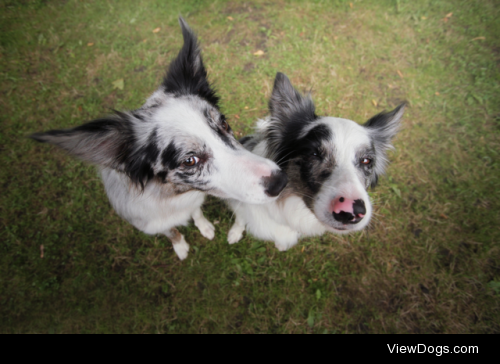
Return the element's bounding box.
[31,18,287,260]
[227,72,405,251]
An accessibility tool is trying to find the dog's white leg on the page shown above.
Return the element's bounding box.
[228,214,245,245]
[274,227,299,252]
[192,208,215,240]
[165,228,190,261]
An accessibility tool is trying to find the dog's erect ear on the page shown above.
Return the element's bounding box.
[364,103,406,187]
[268,72,317,126]
[364,103,405,148]
[161,16,220,109]
[265,73,318,165]
[30,114,135,171]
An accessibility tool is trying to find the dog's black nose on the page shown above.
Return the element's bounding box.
[262,170,288,197]
[353,199,366,216]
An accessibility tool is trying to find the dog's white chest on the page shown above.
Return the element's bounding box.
[100,167,205,234]
[229,194,327,249]
[278,195,327,236]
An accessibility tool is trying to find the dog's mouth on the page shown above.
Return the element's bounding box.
[317,213,366,233]
[317,219,349,232]
[332,226,347,231]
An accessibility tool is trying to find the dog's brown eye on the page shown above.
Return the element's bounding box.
[221,119,229,132]
[183,156,199,167]
[361,158,371,165]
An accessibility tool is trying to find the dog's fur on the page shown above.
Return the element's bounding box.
[227,72,405,251]
[31,18,287,260]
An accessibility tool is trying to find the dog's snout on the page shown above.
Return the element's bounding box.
[332,197,366,224]
[262,170,288,197]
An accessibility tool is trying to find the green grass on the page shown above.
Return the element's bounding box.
[1,0,499,333]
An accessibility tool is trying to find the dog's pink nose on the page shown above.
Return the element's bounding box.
[330,197,366,224]
[331,197,355,214]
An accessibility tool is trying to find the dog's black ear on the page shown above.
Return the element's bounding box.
[265,73,318,165]
[268,72,317,126]
[364,103,406,187]
[364,103,405,148]
[30,114,135,171]
[161,16,220,109]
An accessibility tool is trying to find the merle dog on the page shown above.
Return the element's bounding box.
[31,18,287,260]
[227,72,404,251]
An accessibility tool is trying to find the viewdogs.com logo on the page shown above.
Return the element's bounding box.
[387,345,478,356]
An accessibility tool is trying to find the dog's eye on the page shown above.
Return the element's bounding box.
[361,158,372,165]
[221,119,229,132]
[183,156,199,167]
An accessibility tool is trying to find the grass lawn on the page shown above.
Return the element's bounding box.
[1,0,499,333]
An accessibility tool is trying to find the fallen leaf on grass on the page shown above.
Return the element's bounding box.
[301,246,305,253]
[253,50,265,56]
[37,207,48,215]
[349,2,353,8]
[372,99,378,107]
[397,69,404,79]
[227,16,234,21]
[472,36,485,41]
[442,12,453,22]
[234,114,240,119]
[152,27,161,33]
[87,42,94,47]
[435,92,440,96]
[112,78,124,90]
[244,106,249,110]
[440,213,449,219]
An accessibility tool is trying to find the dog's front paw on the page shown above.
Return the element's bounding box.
[275,238,298,252]
[197,220,215,240]
[274,230,299,252]
[193,213,216,240]
[227,225,244,245]
[173,239,190,261]
[275,243,289,252]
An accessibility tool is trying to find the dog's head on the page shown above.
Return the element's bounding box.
[31,18,287,204]
[264,72,405,232]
